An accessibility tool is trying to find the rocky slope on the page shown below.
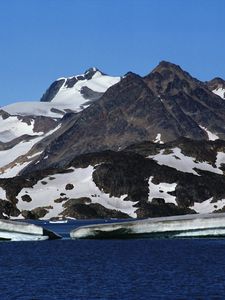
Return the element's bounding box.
[1,138,225,220]
[22,61,225,174]
[1,61,225,219]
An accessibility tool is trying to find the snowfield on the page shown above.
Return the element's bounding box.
[0,115,42,143]
[0,125,61,178]
[148,147,223,175]
[191,197,225,214]
[16,166,137,219]
[148,176,177,204]
[3,71,120,118]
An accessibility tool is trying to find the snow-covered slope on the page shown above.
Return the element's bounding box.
[212,87,225,100]
[3,68,120,118]
[0,113,40,142]
[0,124,60,178]
[15,166,137,219]
[148,147,224,176]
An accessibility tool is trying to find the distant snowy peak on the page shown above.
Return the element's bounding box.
[40,67,120,104]
[3,68,121,118]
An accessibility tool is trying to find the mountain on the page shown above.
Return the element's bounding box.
[3,68,120,118]
[22,61,225,173]
[0,68,120,178]
[1,61,225,220]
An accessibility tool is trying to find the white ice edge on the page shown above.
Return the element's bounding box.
[70,212,225,238]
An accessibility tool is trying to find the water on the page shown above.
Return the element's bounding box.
[1,221,225,299]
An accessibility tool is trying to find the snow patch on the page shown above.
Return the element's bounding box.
[154,133,164,144]
[149,148,222,175]
[0,117,42,143]
[148,176,176,204]
[200,126,219,141]
[191,197,225,214]
[213,88,225,100]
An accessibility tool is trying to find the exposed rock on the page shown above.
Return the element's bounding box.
[65,183,74,190]
[61,202,129,219]
[40,79,65,102]
[21,195,32,202]
[21,207,49,219]
[0,200,20,218]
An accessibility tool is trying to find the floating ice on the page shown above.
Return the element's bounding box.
[70,213,225,239]
[0,219,61,241]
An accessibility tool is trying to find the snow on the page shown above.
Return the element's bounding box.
[0,138,42,169]
[70,213,225,239]
[3,101,66,118]
[148,176,177,204]
[148,147,223,175]
[213,88,225,99]
[0,125,61,178]
[17,166,137,219]
[154,133,164,144]
[191,197,225,214]
[0,116,42,143]
[200,125,219,141]
[215,152,225,170]
[0,187,6,200]
[3,72,120,118]
[0,161,32,179]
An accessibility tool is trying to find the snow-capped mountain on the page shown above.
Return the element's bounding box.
[3,68,120,118]
[1,61,225,220]
[0,68,120,178]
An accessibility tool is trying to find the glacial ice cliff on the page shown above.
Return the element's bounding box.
[0,219,61,241]
[70,213,225,239]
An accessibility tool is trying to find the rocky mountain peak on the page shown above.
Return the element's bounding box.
[153,60,184,73]
[0,109,10,120]
[144,61,202,96]
[206,77,225,91]
[84,67,104,79]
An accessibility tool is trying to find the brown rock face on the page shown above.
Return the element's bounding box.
[22,62,225,174]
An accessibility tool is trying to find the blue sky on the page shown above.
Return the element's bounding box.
[0,0,224,105]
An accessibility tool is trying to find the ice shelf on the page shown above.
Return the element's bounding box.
[70,213,225,239]
[0,219,61,241]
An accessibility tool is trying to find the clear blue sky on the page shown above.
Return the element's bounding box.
[0,0,224,105]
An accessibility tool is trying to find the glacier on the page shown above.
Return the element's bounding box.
[70,213,225,239]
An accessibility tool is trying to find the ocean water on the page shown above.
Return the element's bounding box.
[1,221,225,299]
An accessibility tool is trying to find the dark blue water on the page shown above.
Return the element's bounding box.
[1,221,225,300]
